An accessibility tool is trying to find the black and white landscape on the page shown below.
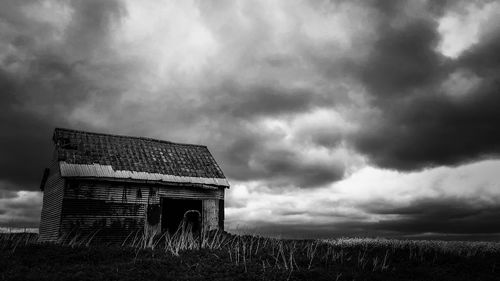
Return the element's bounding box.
[0,1,499,280]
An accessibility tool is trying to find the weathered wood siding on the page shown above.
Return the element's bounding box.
[204,198,227,231]
[58,179,225,241]
[60,182,147,241]
[39,153,65,242]
[203,200,218,231]
[219,199,225,230]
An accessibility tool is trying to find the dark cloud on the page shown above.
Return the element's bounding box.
[63,0,125,59]
[353,78,500,170]
[459,28,500,74]
[216,131,268,183]
[274,208,365,220]
[0,70,54,188]
[250,148,344,187]
[348,1,500,171]
[1,0,500,237]
[359,20,444,98]
[216,128,344,188]
[235,197,500,239]
[308,130,343,149]
[208,82,339,119]
[1,0,497,190]
[0,0,127,190]
[360,197,500,234]
[0,192,41,228]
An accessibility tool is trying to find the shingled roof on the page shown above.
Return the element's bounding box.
[52,128,229,187]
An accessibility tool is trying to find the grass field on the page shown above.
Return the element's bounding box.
[0,231,499,281]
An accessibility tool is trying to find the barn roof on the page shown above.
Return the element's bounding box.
[52,128,229,188]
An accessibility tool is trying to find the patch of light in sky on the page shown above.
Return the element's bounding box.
[437,2,500,58]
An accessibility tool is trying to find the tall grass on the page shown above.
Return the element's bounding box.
[326,237,500,256]
[2,229,499,274]
[0,233,38,252]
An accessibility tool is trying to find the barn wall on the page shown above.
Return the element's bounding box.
[39,152,65,242]
[203,200,219,231]
[59,180,224,241]
[61,181,148,241]
[219,199,225,230]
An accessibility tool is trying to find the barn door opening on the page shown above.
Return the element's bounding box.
[161,198,202,234]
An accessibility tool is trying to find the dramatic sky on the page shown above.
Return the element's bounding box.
[1,0,500,240]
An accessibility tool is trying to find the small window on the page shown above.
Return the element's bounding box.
[137,188,142,199]
[149,187,156,197]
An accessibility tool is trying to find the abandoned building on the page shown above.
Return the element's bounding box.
[39,128,229,242]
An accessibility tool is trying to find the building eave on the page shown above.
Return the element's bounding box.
[59,161,230,188]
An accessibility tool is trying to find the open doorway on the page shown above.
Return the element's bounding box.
[161,198,202,234]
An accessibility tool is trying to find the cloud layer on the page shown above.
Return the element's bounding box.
[1,0,500,238]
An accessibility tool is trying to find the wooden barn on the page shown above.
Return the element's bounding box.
[39,128,229,242]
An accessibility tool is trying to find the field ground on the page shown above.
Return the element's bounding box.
[0,232,499,281]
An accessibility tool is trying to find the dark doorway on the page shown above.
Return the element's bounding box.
[161,198,202,234]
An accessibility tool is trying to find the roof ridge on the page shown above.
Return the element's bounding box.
[53,127,207,148]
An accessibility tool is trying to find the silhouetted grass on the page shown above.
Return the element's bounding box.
[0,230,498,281]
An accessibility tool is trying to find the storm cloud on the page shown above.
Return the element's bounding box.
[349,0,500,171]
[1,0,500,238]
[361,197,500,234]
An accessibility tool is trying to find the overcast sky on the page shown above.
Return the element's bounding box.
[1,0,500,240]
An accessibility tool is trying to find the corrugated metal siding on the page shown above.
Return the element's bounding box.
[59,180,224,241]
[156,185,224,201]
[39,151,65,242]
[61,181,147,242]
[59,162,230,187]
